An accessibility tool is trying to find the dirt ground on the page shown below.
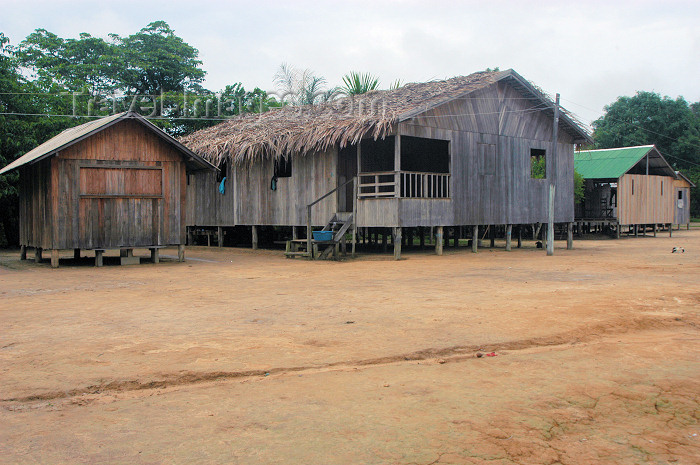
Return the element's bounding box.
[0,231,698,464]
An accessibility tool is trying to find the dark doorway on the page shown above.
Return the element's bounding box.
[338,144,358,212]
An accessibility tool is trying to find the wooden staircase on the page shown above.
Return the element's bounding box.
[284,212,355,260]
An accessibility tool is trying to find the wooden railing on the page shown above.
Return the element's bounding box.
[358,171,451,199]
[306,177,357,258]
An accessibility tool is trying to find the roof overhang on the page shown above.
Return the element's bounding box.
[0,112,217,175]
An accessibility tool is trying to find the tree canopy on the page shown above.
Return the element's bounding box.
[592,91,700,170]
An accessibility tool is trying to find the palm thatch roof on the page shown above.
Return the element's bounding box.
[180,69,591,166]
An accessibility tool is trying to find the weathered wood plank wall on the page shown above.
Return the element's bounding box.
[19,119,187,249]
[618,174,674,225]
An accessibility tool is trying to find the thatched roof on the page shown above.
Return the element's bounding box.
[180,69,591,166]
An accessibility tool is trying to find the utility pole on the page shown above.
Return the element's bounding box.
[547,93,560,256]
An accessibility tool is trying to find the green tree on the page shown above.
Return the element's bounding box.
[592,91,700,170]
[342,71,379,95]
[109,21,205,95]
[574,169,585,205]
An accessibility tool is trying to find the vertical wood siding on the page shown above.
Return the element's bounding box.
[19,119,188,249]
[617,174,674,224]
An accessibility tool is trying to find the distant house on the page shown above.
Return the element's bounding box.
[573,145,691,236]
[674,171,695,228]
[181,69,591,258]
[0,112,215,267]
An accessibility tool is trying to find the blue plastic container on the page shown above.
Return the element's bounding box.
[312,231,334,241]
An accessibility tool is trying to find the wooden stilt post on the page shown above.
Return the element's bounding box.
[292,226,299,240]
[567,222,573,250]
[178,244,185,262]
[50,250,59,268]
[517,226,522,248]
[393,227,402,260]
[252,225,258,250]
[669,223,673,237]
[453,227,458,247]
[505,224,512,251]
[218,226,223,247]
[546,185,555,256]
[653,224,657,237]
[642,224,646,236]
[20,245,27,260]
[73,248,80,260]
[35,247,42,263]
[634,225,638,237]
[151,248,160,264]
[472,225,478,253]
[95,250,103,267]
[616,222,621,239]
[187,227,193,246]
[435,226,443,255]
[489,225,495,248]
[419,228,425,249]
[307,206,313,258]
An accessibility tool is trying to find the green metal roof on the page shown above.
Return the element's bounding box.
[573,145,654,179]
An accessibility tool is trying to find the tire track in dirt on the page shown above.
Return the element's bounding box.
[2,313,697,405]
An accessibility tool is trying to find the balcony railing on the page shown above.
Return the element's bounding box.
[358,171,451,199]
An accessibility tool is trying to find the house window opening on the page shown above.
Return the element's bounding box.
[217,159,228,182]
[274,155,292,178]
[530,149,546,179]
[678,190,683,200]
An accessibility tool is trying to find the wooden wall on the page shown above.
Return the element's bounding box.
[393,81,575,227]
[19,119,188,249]
[186,162,236,226]
[673,179,691,225]
[618,174,674,225]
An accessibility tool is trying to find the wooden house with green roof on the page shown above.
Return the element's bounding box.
[574,145,690,236]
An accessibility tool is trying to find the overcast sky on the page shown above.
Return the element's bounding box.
[2,0,699,126]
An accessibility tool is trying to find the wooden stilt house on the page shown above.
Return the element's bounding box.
[181,69,592,258]
[0,112,215,267]
[573,145,691,237]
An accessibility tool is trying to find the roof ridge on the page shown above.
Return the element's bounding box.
[576,145,654,153]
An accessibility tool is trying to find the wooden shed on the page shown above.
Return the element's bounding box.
[181,69,592,258]
[0,112,215,267]
[573,145,688,237]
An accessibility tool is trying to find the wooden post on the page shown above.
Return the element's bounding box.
[393,227,402,260]
[352,176,357,258]
[34,247,42,263]
[217,226,223,247]
[489,226,495,248]
[616,222,621,239]
[95,250,104,267]
[252,225,259,250]
[505,224,512,251]
[51,250,59,268]
[187,227,193,246]
[547,185,555,256]
[178,244,185,262]
[20,245,27,260]
[435,226,444,255]
[634,225,638,237]
[517,226,522,248]
[151,248,160,264]
[653,223,657,237]
[73,248,80,260]
[567,222,573,250]
[547,93,559,257]
[206,231,211,247]
[642,224,646,236]
[307,206,313,259]
[292,226,299,240]
[472,225,478,253]
[669,223,673,237]
[419,228,425,249]
[394,134,401,198]
[453,227,458,247]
